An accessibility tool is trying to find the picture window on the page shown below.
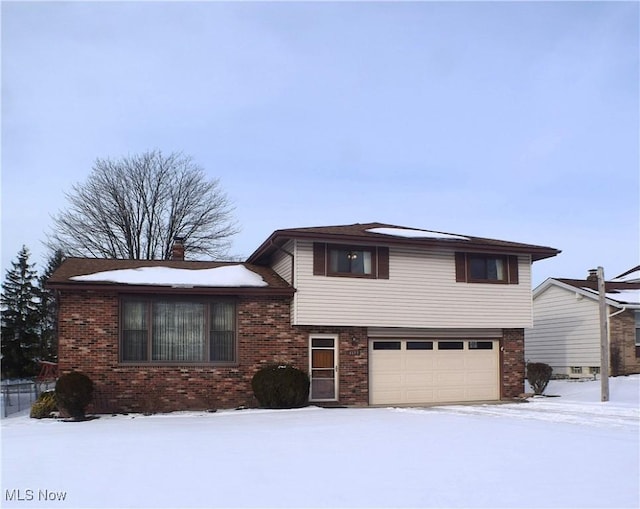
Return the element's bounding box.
[121,298,236,364]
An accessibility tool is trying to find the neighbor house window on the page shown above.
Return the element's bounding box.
[313,243,389,279]
[455,252,519,284]
[635,311,640,357]
[121,298,236,364]
[571,366,582,374]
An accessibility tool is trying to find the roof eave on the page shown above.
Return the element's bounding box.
[247,230,560,263]
[46,282,295,297]
[534,278,637,308]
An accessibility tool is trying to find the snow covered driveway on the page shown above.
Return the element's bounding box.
[2,376,638,508]
[424,399,639,430]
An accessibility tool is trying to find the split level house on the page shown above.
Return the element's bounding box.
[47,222,560,413]
[525,266,640,378]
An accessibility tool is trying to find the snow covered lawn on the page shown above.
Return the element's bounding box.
[2,376,638,508]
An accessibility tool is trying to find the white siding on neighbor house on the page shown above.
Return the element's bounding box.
[291,240,533,328]
[270,240,294,284]
[525,284,603,371]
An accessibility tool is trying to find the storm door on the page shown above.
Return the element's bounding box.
[309,336,338,401]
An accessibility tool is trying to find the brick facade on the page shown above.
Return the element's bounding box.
[58,289,525,412]
[501,328,525,398]
[609,310,640,376]
[57,290,369,413]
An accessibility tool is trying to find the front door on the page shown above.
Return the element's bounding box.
[309,336,338,401]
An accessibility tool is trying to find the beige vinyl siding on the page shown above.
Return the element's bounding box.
[292,240,532,328]
[271,240,294,284]
[368,328,502,338]
[525,284,601,369]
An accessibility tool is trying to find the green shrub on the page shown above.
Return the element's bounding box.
[251,365,310,409]
[55,371,94,419]
[30,391,57,419]
[527,362,553,395]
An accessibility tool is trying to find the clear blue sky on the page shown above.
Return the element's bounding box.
[2,1,638,286]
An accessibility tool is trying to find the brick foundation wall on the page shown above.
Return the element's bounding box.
[57,290,369,413]
[610,310,640,376]
[502,328,525,398]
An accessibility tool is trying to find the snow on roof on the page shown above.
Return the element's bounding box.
[612,266,640,283]
[366,227,469,241]
[70,265,269,288]
[580,286,640,306]
[605,289,640,305]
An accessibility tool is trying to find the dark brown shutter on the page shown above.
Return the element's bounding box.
[377,247,389,279]
[455,252,467,282]
[508,255,519,284]
[313,243,327,276]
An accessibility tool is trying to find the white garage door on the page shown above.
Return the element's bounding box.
[370,339,500,405]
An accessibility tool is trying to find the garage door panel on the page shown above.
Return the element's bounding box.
[405,356,435,370]
[405,389,435,402]
[405,372,435,385]
[466,371,496,384]
[466,387,498,400]
[436,388,466,401]
[465,355,497,369]
[372,353,403,370]
[370,339,499,405]
[436,356,466,370]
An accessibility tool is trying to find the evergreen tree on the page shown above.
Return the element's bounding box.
[38,249,65,362]
[1,246,41,378]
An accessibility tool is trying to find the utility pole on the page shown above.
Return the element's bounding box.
[597,266,609,402]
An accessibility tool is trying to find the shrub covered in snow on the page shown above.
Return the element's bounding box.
[527,362,553,395]
[251,365,310,408]
[55,371,94,419]
[30,391,58,419]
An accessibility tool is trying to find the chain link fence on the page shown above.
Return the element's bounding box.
[1,380,55,418]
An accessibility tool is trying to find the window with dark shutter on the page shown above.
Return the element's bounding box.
[313,243,389,279]
[455,252,520,285]
[377,247,389,279]
[313,243,327,276]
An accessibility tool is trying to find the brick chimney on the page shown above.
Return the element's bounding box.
[171,237,185,261]
[586,269,598,282]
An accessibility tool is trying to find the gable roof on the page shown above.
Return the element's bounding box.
[247,222,560,264]
[47,258,294,296]
[534,275,640,309]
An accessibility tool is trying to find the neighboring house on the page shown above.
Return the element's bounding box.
[48,223,560,413]
[525,266,640,378]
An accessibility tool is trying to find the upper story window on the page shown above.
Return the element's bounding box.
[469,255,507,282]
[121,297,236,364]
[313,243,389,279]
[455,252,519,284]
[329,248,373,275]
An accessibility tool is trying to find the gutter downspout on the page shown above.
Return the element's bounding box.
[608,306,627,319]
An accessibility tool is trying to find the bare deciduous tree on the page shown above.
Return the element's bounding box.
[48,151,239,260]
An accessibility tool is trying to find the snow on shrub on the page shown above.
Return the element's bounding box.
[251,365,310,409]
